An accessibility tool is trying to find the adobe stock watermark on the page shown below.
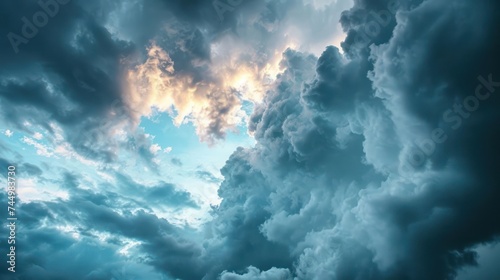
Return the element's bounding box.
[405,74,500,169]
[347,0,399,49]
[7,0,71,54]
[213,0,244,22]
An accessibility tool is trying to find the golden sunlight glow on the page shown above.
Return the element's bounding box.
[125,43,245,143]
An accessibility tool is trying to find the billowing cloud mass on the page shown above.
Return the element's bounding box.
[125,43,244,143]
[1,0,500,279]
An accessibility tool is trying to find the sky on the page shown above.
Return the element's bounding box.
[0,0,500,279]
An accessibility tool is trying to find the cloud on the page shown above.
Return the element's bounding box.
[170,157,182,166]
[457,242,500,280]
[192,0,500,279]
[149,143,163,155]
[0,0,351,169]
[22,136,54,157]
[0,157,10,177]
[125,43,245,143]
[219,266,292,280]
[33,132,43,140]
[0,0,143,167]
[195,170,221,184]
[0,172,203,280]
[2,0,499,279]
[20,162,43,177]
[114,172,199,209]
[118,0,352,143]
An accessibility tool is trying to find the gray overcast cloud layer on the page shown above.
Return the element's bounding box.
[1,0,500,279]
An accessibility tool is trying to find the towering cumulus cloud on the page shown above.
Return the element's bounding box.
[207,0,500,279]
[0,0,499,279]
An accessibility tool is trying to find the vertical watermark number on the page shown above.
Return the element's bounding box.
[6,166,16,273]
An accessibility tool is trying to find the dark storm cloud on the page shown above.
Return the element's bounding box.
[457,243,500,280]
[198,0,500,279]
[0,0,140,165]
[200,147,294,279]
[211,47,380,279]
[364,0,500,278]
